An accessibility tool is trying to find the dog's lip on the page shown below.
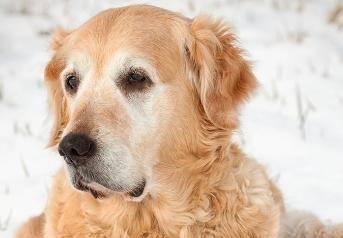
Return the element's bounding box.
[82,181,114,199]
[127,180,146,198]
[73,172,112,199]
[72,171,146,200]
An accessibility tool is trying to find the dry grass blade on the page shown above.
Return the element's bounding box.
[0,81,3,101]
[20,158,30,178]
[328,4,343,28]
[0,210,12,231]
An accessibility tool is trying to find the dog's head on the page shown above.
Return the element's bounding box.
[45,5,257,201]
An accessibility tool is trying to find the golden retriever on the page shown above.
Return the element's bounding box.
[16,4,342,238]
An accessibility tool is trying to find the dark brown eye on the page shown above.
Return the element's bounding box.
[117,68,152,96]
[65,74,79,93]
[128,72,145,83]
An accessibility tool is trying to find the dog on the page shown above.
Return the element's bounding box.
[16,5,343,238]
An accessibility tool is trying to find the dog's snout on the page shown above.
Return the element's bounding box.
[58,133,96,165]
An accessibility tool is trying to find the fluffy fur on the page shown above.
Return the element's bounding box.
[16,5,342,238]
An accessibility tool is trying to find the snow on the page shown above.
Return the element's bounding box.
[0,0,342,237]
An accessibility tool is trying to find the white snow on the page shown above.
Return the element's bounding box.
[0,0,342,237]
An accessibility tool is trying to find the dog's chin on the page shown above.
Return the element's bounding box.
[69,169,147,201]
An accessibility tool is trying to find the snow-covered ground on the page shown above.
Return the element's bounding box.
[0,0,342,237]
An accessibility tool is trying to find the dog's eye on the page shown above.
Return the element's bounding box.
[65,74,79,93]
[129,72,145,83]
[117,68,152,95]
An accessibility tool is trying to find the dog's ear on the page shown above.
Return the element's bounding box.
[45,28,70,147]
[186,16,257,129]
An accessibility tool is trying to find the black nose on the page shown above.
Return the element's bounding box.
[58,133,96,166]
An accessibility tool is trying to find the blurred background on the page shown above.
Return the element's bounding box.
[0,0,342,236]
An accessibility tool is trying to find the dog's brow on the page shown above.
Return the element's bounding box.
[106,53,156,81]
[66,53,92,75]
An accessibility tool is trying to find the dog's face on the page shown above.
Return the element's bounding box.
[45,5,257,201]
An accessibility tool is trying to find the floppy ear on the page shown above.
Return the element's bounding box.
[45,29,70,147]
[186,16,257,129]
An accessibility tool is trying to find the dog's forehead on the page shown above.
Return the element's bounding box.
[69,7,184,56]
[62,6,187,80]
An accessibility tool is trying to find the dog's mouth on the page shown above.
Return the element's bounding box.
[73,172,113,199]
[70,169,146,200]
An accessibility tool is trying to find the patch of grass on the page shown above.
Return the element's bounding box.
[188,0,195,12]
[271,0,305,12]
[288,31,307,44]
[0,81,3,101]
[0,210,12,231]
[295,85,315,140]
[4,185,10,195]
[20,158,30,178]
[13,122,32,136]
[329,4,343,29]
[339,97,343,107]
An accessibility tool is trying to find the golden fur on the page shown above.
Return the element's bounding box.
[15,5,342,238]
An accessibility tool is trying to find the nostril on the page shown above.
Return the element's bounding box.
[70,148,79,157]
[71,137,93,156]
[58,147,65,157]
[71,142,92,157]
